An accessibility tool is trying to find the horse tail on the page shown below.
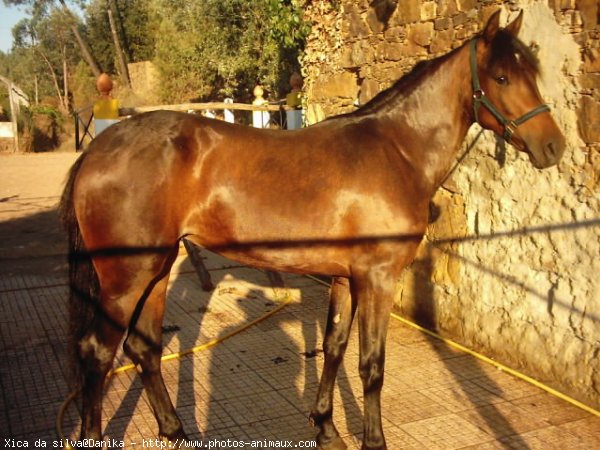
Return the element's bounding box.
[59,153,99,389]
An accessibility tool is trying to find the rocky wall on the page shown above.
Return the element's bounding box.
[302,0,599,407]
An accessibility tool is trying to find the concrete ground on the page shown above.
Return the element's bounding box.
[1,152,598,449]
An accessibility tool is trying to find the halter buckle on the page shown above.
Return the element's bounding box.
[503,121,518,143]
[473,89,485,100]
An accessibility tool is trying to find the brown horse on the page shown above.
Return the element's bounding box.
[60,10,564,450]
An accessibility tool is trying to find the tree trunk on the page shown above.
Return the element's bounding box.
[57,0,101,78]
[38,48,66,113]
[107,5,131,87]
[62,45,69,112]
[8,84,19,152]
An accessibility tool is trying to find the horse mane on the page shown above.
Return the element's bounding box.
[344,47,461,118]
[342,28,540,119]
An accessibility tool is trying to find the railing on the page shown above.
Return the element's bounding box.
[74,101,301,151]
[73,105,94,151]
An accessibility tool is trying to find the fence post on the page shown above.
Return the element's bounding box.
[224,98,235,123]
[74,114,80,151]
[93,74,119,136]
[285,73,303,130]
[252,85,270,128]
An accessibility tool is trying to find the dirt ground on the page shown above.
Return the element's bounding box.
[0,151,80,275]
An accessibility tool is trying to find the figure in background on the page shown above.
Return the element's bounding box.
[93,73,119,136]
[286,72,303,130]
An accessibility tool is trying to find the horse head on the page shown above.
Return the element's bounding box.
[471,10,566,169]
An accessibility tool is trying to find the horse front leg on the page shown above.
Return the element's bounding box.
[310,277,356,450]
[352,267,400,450]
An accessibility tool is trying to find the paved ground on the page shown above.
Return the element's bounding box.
[0,152,598,449]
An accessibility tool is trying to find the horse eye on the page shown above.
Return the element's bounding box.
[495,75,509,85]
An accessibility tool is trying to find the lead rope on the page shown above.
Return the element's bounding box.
[437,127,484,191]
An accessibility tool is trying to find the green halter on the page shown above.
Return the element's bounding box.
[469,38,550,143]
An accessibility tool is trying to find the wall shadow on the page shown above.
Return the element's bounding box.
[411,244,531,449]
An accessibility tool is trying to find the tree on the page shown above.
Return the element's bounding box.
[10,7,78,112]
[84,0,156,76]
[151,0,310,103]
[4,0,102,77]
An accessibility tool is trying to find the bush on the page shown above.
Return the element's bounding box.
[18,105,66,152]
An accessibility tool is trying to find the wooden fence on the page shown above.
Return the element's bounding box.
[74,101,300,151]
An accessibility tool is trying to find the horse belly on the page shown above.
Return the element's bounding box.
[202,243,354,277]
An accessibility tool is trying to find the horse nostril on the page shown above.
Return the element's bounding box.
[545,136,566,164]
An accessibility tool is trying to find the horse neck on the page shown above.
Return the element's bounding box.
[372,43,474,193]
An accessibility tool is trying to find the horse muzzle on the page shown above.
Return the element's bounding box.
[525,133,566,169]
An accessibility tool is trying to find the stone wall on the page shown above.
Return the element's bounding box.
[127,61,161,105]
[302,0,599,407]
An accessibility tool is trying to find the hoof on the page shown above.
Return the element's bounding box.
[361,443,386,450]
[201,282,215,292]
[318,436,347,450]
[159,430,188,448]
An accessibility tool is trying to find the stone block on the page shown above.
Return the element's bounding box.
[421,1,437,21]
[560,0,576,10]
[430,29,454,55]
[583,47,600,73]
[578,73,600,92]
[434,17,452,30]
[578,95,600,143]
[343,4,370,38]
[383,42,405,61]
[409,22,434,47]
[367,7,385,33]
[578,0,598,30]
[341,40,375,68]
[383,25,407,42]
[312,72,359,100]
[359,78,380,104]
[437,0,458,16]
[392,0,421,25]
[458,0,477,12]
[452,11,468,27]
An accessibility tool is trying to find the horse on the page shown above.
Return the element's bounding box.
[59,10,565,450]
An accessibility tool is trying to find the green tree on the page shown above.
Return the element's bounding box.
[4,0,102,77]
[152,0,309,103]
[9,6,79,111]
[84,0,156,75]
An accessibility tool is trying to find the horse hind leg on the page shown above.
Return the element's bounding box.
[78,315,126,440]
[121,253,186,441]
[77,247,183,442]
[310,277,356,450]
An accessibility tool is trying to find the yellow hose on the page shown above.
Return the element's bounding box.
[110,290,294,375]
[390,312,600,418]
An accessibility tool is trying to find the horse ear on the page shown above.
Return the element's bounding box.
[505,10,524,36]
[483,9,502,43]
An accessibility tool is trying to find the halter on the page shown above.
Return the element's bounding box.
[469,38,550,143]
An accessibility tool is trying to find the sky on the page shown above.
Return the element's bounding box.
[0,3,28,53]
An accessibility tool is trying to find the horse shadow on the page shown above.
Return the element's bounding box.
[104,245,362,444]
